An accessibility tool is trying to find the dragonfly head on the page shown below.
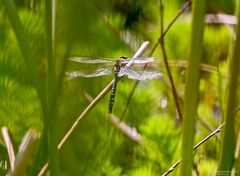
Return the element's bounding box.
[119,56,127,60]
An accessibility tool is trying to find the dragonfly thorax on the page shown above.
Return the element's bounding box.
[115,56,128,70]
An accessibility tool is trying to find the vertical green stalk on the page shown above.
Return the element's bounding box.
[2,0,47,164]
[45,0,60,175]
[218,3,240,174]
[2,0,37,84]
[2,0,58,174]
[180,1,205,176]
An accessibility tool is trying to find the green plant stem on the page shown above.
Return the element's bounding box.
[180,0,206,176]
[2,0,51,175]
[218,3,240,173]
[44,0,60,175]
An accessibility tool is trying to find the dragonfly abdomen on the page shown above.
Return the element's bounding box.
[109,78,118,114]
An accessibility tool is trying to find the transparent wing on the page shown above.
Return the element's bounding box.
[66,67,113,79]
[69,57,115,64]
[121,68,163,80]
[70,56,155,64]
[121,57,155,64]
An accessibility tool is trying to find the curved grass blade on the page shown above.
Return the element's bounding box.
[218,2,240,173]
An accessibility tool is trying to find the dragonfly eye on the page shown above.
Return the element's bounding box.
[119,56,127,60]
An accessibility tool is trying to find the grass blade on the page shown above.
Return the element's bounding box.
[44,0,61,175]
[180,0,206,175]
[217,2,240,173]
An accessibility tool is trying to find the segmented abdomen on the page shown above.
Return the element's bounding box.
[109,78,118,114]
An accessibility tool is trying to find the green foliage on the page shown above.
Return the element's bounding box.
[138,116,180,173]
[0,7,42,143]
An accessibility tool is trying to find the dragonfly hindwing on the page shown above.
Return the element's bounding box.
[123,69,163,80]
[66,67,113,78]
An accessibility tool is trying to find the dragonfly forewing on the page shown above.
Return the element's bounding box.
[70,57,115,64]
[121,56,155,64]
[66,67,113,78]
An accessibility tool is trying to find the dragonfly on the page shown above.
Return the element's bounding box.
[66,56,163,113]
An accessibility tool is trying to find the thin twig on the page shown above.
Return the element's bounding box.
[159,0,183,122]
[162,123,225,176]
[234,106,240,113]
[110,114,143,144]
[9,130,39,176]
[149,0,192,56]
[154,60,218,74]
[121,0,192,120]
[197,115,221,141]
[162,159,182,176]
[1,127,15,171]
[60,41,148,147]
[193,123,224,149]
[38,41,150,176]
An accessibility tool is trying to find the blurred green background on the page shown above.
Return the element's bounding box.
[0,0,238,175]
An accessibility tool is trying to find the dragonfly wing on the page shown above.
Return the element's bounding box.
[66,67,113,78]
[117,67,128,78]
[123,69,163,80]
[69,57,114,64]
[121,57,155,64]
